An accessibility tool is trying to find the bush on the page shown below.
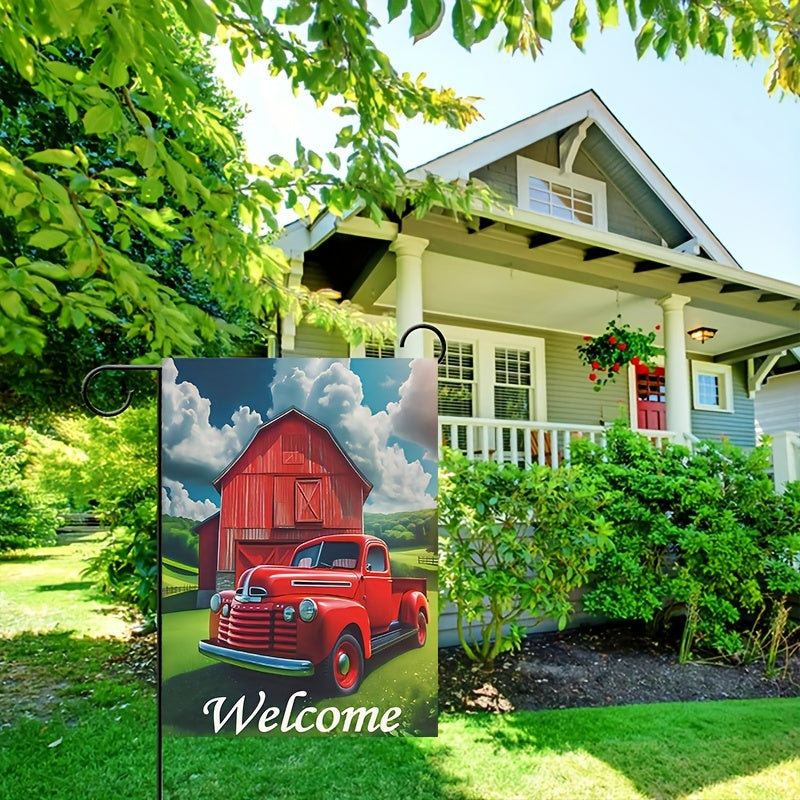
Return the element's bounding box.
[0,423,61,551]
[571,423,800,661]
[438,448,612,665]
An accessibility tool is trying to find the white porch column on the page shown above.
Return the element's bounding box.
[390,233,429,357]
[772,431,800,494]
[657,293,692,439]
[280,256,304,354]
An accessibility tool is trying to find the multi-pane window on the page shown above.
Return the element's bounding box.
[527,177,594,225]
[696,374,720,407]
[435,340,474,417]
[365,339,395,358]
[494,347,532,420]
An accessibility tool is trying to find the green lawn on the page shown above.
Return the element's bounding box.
[3,534,800,800]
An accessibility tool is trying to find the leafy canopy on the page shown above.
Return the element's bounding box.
[1,0,795,367]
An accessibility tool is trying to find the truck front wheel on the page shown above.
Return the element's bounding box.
[321,633,364,696]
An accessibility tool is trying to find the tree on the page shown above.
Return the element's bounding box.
[1,1,795,375]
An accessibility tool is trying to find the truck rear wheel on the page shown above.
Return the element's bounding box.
[321,633,363,696]
[415,609,427,647]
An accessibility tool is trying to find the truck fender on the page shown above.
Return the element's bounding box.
[313,598,373,660]
[398,590,428,627]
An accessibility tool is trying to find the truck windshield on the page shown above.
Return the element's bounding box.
[291,541,360,569]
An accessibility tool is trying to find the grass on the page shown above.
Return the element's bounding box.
[3,533,800,800]
[0,531,129,637]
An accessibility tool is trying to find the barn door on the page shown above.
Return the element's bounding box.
[636,364,666,430]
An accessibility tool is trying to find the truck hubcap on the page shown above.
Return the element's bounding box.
[337,652,350,675]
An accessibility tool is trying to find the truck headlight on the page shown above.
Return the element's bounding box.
[298,598,317,622]
[210,593,221,613]
[222,603,231,618]
[283,605,296,622]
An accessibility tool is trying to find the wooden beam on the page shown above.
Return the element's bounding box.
[528,232,561,249]
[758,293,792,303]
[633,260,667,273]
[715,333,800,364]
[467,216,499,234]
[677,272,715,284]
[582,247,618,262]
[719,283,754,293]
[748,352,785,396]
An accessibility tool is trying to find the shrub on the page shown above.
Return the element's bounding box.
[572,423,800,661]
[438,448,612,665]
[0,423,62,551]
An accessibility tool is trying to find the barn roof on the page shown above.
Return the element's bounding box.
[211,407,373,496]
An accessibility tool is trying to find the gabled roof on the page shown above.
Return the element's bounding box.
[212,407,373,496]
[407,90,739,268]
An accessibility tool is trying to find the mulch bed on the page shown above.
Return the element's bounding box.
[438,622,800,714]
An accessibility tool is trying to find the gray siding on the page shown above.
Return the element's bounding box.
[544,331,630,426]
[690,361,755,447]
[755,372,800,435]
[290,323,349,358]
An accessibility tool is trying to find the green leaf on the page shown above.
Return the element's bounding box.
[452,0,477,48]
[570,0,588,50]
[26,149,80,168]
[0,290,24,319]
[411,0,444,38]
[388,0,408,21]
[596,0,619,29]
[28,229,70,249]
[184,0,218,35]
[623,0,637,28]
[635,19,656,57]
[532,0,554,40]
[83,103,117,136]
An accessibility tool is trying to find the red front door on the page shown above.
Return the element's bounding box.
[636,364,666,430]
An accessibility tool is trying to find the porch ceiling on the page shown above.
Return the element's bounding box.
[361,211,800,360]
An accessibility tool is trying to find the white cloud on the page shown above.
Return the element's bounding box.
[161,478,219,521]
[161,358,263,485]
[269,359,436,512]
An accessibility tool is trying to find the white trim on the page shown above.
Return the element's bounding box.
[691,361,734,413]
[516,156,608,231]
[435,323,547,421]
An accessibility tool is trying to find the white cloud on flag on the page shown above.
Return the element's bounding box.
[270,359,436,512]
[161,478,219,521]
[161,358,263,485]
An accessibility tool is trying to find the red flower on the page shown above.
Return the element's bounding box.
[655,324,661,331]
[608,336,617,344]
[591,361,600,369]
[631,356,640,366]
[617,342,628,351]
[612,363,621,372]
[589,373,597,381]
[583,336,592,341]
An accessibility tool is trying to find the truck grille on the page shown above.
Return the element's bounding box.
[217,602,297,652]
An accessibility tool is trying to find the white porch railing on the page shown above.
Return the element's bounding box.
[771,431,800,493]
[439,416,676,467]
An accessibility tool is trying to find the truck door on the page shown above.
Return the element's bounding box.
[362,543,394,633]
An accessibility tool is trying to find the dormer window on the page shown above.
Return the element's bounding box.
[516,157,607,230]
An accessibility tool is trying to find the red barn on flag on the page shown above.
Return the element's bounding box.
[195,408,372,595]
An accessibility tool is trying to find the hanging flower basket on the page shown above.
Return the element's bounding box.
[577,315,663,391]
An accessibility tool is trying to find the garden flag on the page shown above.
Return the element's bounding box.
[159,357,438,754]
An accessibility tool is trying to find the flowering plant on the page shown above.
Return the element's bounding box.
[577,315,663,390]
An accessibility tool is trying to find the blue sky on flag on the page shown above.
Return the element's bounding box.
[160,357,438,521]
[213,15,799,285]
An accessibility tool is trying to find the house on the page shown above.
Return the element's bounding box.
[195,407,372,598]
[276,91,800,487]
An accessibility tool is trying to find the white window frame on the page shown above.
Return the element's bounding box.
[516,156,608,231]
[434,324,547,421]
[691,361,734,413]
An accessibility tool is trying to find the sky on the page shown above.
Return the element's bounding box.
[213,11,799,286]
[160,357,438,520]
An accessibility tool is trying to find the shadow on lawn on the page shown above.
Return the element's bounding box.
[38,580,95,592]
[471,698,800,800]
